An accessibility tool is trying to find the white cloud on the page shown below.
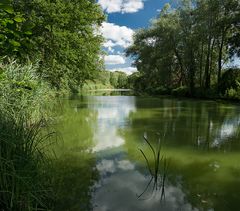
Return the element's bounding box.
[104,55,126,65]
[108,67,137,75]
[98,0,144,13]
[103,40,115,48]
[100,22,134,48]
[107,46,115,53]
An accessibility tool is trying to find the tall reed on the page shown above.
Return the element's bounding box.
[138,134,169,200]
[0,61,55,210]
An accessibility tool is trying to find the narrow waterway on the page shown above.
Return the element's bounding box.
[54,91,240,211]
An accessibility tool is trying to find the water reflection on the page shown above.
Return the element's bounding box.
[55,95,240,211]
[52,99,99,211]
[127,98,240,151]
[121,97,240,211]
[90,95,200,210]
[93,155,197,211]
[88,96,136,152]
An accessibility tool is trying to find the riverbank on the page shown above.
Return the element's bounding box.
[132,88,240,104]
[0,61,57,210]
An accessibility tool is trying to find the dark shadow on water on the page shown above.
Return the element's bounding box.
[52,154,99,211]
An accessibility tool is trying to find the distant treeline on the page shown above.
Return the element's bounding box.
[83,70,129,90]
[126,0,240,99]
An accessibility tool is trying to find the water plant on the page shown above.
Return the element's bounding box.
[0,61,55,210]
[138,134,169,200]
[0,112,55,210]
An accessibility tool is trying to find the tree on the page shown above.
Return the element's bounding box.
[0,0,32,58]
[7,0,105,90]
[126,0,240,96]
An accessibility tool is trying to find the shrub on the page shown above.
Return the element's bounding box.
[154,86,171,95]
[225,88,240,100]
[171,86,189,97]
[219,68,240,95]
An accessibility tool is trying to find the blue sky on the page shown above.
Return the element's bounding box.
[98,0,171,75]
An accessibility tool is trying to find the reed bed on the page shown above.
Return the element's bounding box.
[0,61,55,210]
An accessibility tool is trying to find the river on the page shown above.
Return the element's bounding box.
[53,91,240,211]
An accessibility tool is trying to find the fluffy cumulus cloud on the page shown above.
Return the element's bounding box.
[104,55,126,65]
[108,67,137,75]
[100,22,134,48]
[98,0,144,13]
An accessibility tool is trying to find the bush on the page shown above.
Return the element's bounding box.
[225,88,240,100]
[219,68,240,95]
[171,86,189,97]
[154,86,171,95]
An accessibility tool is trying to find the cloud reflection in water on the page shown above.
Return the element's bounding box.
[90,96,136,152]
[93,157,198,211]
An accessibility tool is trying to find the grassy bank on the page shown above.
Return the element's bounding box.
[0,61,100,210]
[0,61,56,210]
[132,86,240,103]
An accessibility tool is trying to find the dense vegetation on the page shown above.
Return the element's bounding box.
[0,61,55,210]
[82,70,129,91]
[126,0,240,99]
[1,0,104,91]
[0,0,105,210]
[1,0,240,209]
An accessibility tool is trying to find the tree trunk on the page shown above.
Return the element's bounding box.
[209,38,216,85]
[205,37,211,89]
[174,48,185,85]
[199,41,204,88]
[217,31,225,91]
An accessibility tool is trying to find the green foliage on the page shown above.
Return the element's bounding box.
[127,72,140,89]
[0,0,32,57]
[171,86,189,97]
[0,60,54,118]
[225,88,240,99]
[219,68,240,94]
[126,0,240,97]
[82,79,113,91]
[110,71,119,88]
[0,112,54,210]
[0,61,55,210]
[0,0,107,209]
[1,0,105,90]
[98,70,111,85]
[82,70,130,90]
[116,71,128,88]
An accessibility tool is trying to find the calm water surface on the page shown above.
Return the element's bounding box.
[55,92,240,211]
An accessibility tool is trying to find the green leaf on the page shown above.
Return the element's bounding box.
[9,39,21,47]
[24,31,32,35]
[14,16,25,23]
[2,5,14,14]
[0,34,5,40]
[0,0,11,4]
